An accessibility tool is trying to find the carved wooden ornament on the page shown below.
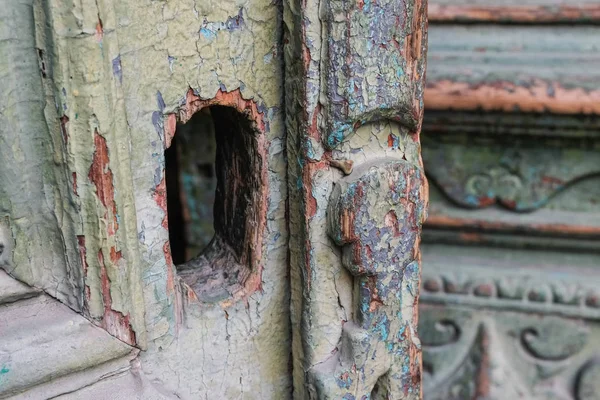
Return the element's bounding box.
[284,0,428,396]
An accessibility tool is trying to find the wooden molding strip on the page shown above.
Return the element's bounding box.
[429,4,600,23]
[425,79,600,114]
[425,214,600,238]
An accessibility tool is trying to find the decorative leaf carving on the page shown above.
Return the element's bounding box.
[520,319,589,361]
[422,133,600,212]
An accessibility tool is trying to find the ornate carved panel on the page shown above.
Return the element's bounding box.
[420,2,600,399]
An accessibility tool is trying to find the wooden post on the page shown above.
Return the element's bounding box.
[284,0,429,397]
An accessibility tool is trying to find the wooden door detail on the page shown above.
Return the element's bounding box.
[284,0,429,397]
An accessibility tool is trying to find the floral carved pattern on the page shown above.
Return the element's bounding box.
[420,306,598,400]
[421,134,600,212]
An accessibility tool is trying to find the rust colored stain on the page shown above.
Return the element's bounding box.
[458,232,484,243]
[88,130,119,237]
[403,322,422,393]
[179,88,266,132]
[95,18,103,42]
[426,214,600,237]
[387,134,394,148]
[153,176,169,231]
[164,113,177,149]
[425,80,600,115]
[384,210,402,237]
[152,174,181,322]
[97,250,136,345]
[404,0,426,123]
[163,241,177,295]
[72,172,78,196]
[475,329,490,398]
[429,4,600,23]
[110,247,122,264]
[77,235,91,305]
[366,276,383,312]
[60,115,69,144]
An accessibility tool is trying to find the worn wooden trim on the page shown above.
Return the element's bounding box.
[420,244,600,320]
[425,25,600,114]
[425,79,600,114]
[429,3,600,23]
[425,213,600,238]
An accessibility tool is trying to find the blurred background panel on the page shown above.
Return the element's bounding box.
[419,1,600,399]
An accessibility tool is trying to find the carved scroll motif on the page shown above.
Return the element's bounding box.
[422,135,600,211]
[420,307,595,400]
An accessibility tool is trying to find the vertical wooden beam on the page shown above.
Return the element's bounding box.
[284,0,429,397]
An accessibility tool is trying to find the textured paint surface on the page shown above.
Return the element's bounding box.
[425,25,600,114]
[310,161,426,398]
[283,0,428,396]
[429,0,600,23]
[422,127,600,212]
[1,0,429,397]
[1,0,290,397]
[0,0,83,312]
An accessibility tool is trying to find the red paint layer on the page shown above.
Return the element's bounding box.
[72,172,78,196]
[426,214,600,237]
[95,18,103,42]
[153,176,169,231]
[429,4,600,23]
[77,235,91,306]
[98,250,136,345]
[88,130,119,236]
[179,88,266,132]
[426,79,600,115]
[60,115,69,145]
[164,113,177,149]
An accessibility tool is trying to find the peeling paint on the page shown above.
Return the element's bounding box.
[88,130,119,237]
[97,250,136,345]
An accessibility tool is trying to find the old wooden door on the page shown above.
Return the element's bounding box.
[0,0,427,399]
[419,1,600,399]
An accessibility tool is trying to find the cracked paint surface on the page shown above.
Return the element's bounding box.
[2,0,289,397]
[1,0,426,396]
[284,0,428,396]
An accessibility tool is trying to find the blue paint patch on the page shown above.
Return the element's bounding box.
[168,55,176,72]
[199,27,216,40]
[464,194,481,207]
[199,8,245,41]
[263,52,273,64]
[156,91,166,112]
[112,55,122,84]
[152,111,164,139]
[328,125,347,149]
[336,373,353,389]
[306,139,316,160]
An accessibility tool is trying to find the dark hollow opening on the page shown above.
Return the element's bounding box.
[164,106,263,302]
